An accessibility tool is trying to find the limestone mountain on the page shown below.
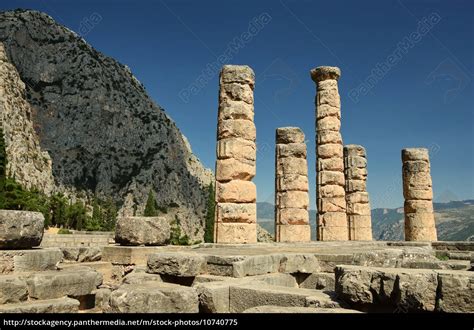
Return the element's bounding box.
[0,10,212,240]
[257,200,474,241]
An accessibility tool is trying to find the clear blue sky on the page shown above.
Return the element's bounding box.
[3,0,473,208]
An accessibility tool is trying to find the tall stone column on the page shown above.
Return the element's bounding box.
[275,127,311,242]
[214,65,257,243]
[344,145,372,240]
[402,148,437,241]
[311,66,347,241]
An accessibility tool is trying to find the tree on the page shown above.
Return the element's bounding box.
[144,189,158,216]
[101,197,117,231]
[204,183,215,243]
[65,201,87,231]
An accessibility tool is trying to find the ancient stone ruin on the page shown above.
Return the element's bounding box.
[311,66,348,241]
[214,65,257,243]
[0,210,103,313]
[275,127,311,242]
[344,145,372,241]
[402,148,437,241]
[1,64,470,315]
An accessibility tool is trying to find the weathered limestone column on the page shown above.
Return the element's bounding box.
[344,145,372,240]
[274,127,311,242]
[311,66,347,241]
[402,148,437,241]
[214,65,257,243]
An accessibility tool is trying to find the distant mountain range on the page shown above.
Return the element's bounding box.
[258,200,474,241]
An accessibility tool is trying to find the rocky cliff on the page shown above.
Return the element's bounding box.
[0,10,213,240]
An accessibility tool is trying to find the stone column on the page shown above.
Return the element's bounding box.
[275,127,311,242]
[402,148,437,241]
[344,145,372,240]
[214,65,257,243]
[311,66,347,241]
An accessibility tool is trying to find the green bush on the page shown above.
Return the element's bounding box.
[57,228,72,234]
[204,183,215,243]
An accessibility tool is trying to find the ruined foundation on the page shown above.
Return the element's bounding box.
[214,65,257,243]
[344,145,372,241]
[311,66,347,241]
[274,127,311,242]
[402,148,437,241]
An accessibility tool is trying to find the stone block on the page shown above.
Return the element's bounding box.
[404,200,434,213]
[215,158,255,181]
[317,116,341,131]
[278,254,320,273]
[318,144,343,159]
[216,180,256,203]
[344,156,367,169]
[277,174,308,192]
[277,191,309,209]
[345,180,366,192]
[316,104,341,119]
[317,224,349,241]
[0,248,62,274]
[0,297,79,313]
[217,138,256,161]
[346,192,369,204]
[220,65,255,85]
[317,131,342,145]
[402,148,429,162]
[311,66,341,82]
[318,171,345,186]
[276,225,311,242]
[345,167,367,180]
[405,225,437,242]
[347,215,372,228]
[195,281,231,313]
[218,100,254,121]
[335,265,438,311]
[0,275,28,304]
[298,272,336,291]
[277,157,308,176]
[436,270,474,313]
[276,143,306,158]
[147,252,207,277]
[229,283,339,312]
[216,203,256,224]
[243,306,361,313]
[318,212,347,227]
[403,160,429,173]
[115,216,170,246]
[317,157,344,172]
[220,83,254,104]
[403,171,432,189]
[102,246,169,265]
[0,210,44,248]
[277,208,309,225]
[317,197,346,213]
[319,184,345,198]
[25,267,102,300]
[108,282,199,313]
[405,213,436,228]
[346,203,371,216]
[214,223,256,244]
[217,119,256,141]
[275,127,305,144]
[317,89,340,108]
[344,145,366,157]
